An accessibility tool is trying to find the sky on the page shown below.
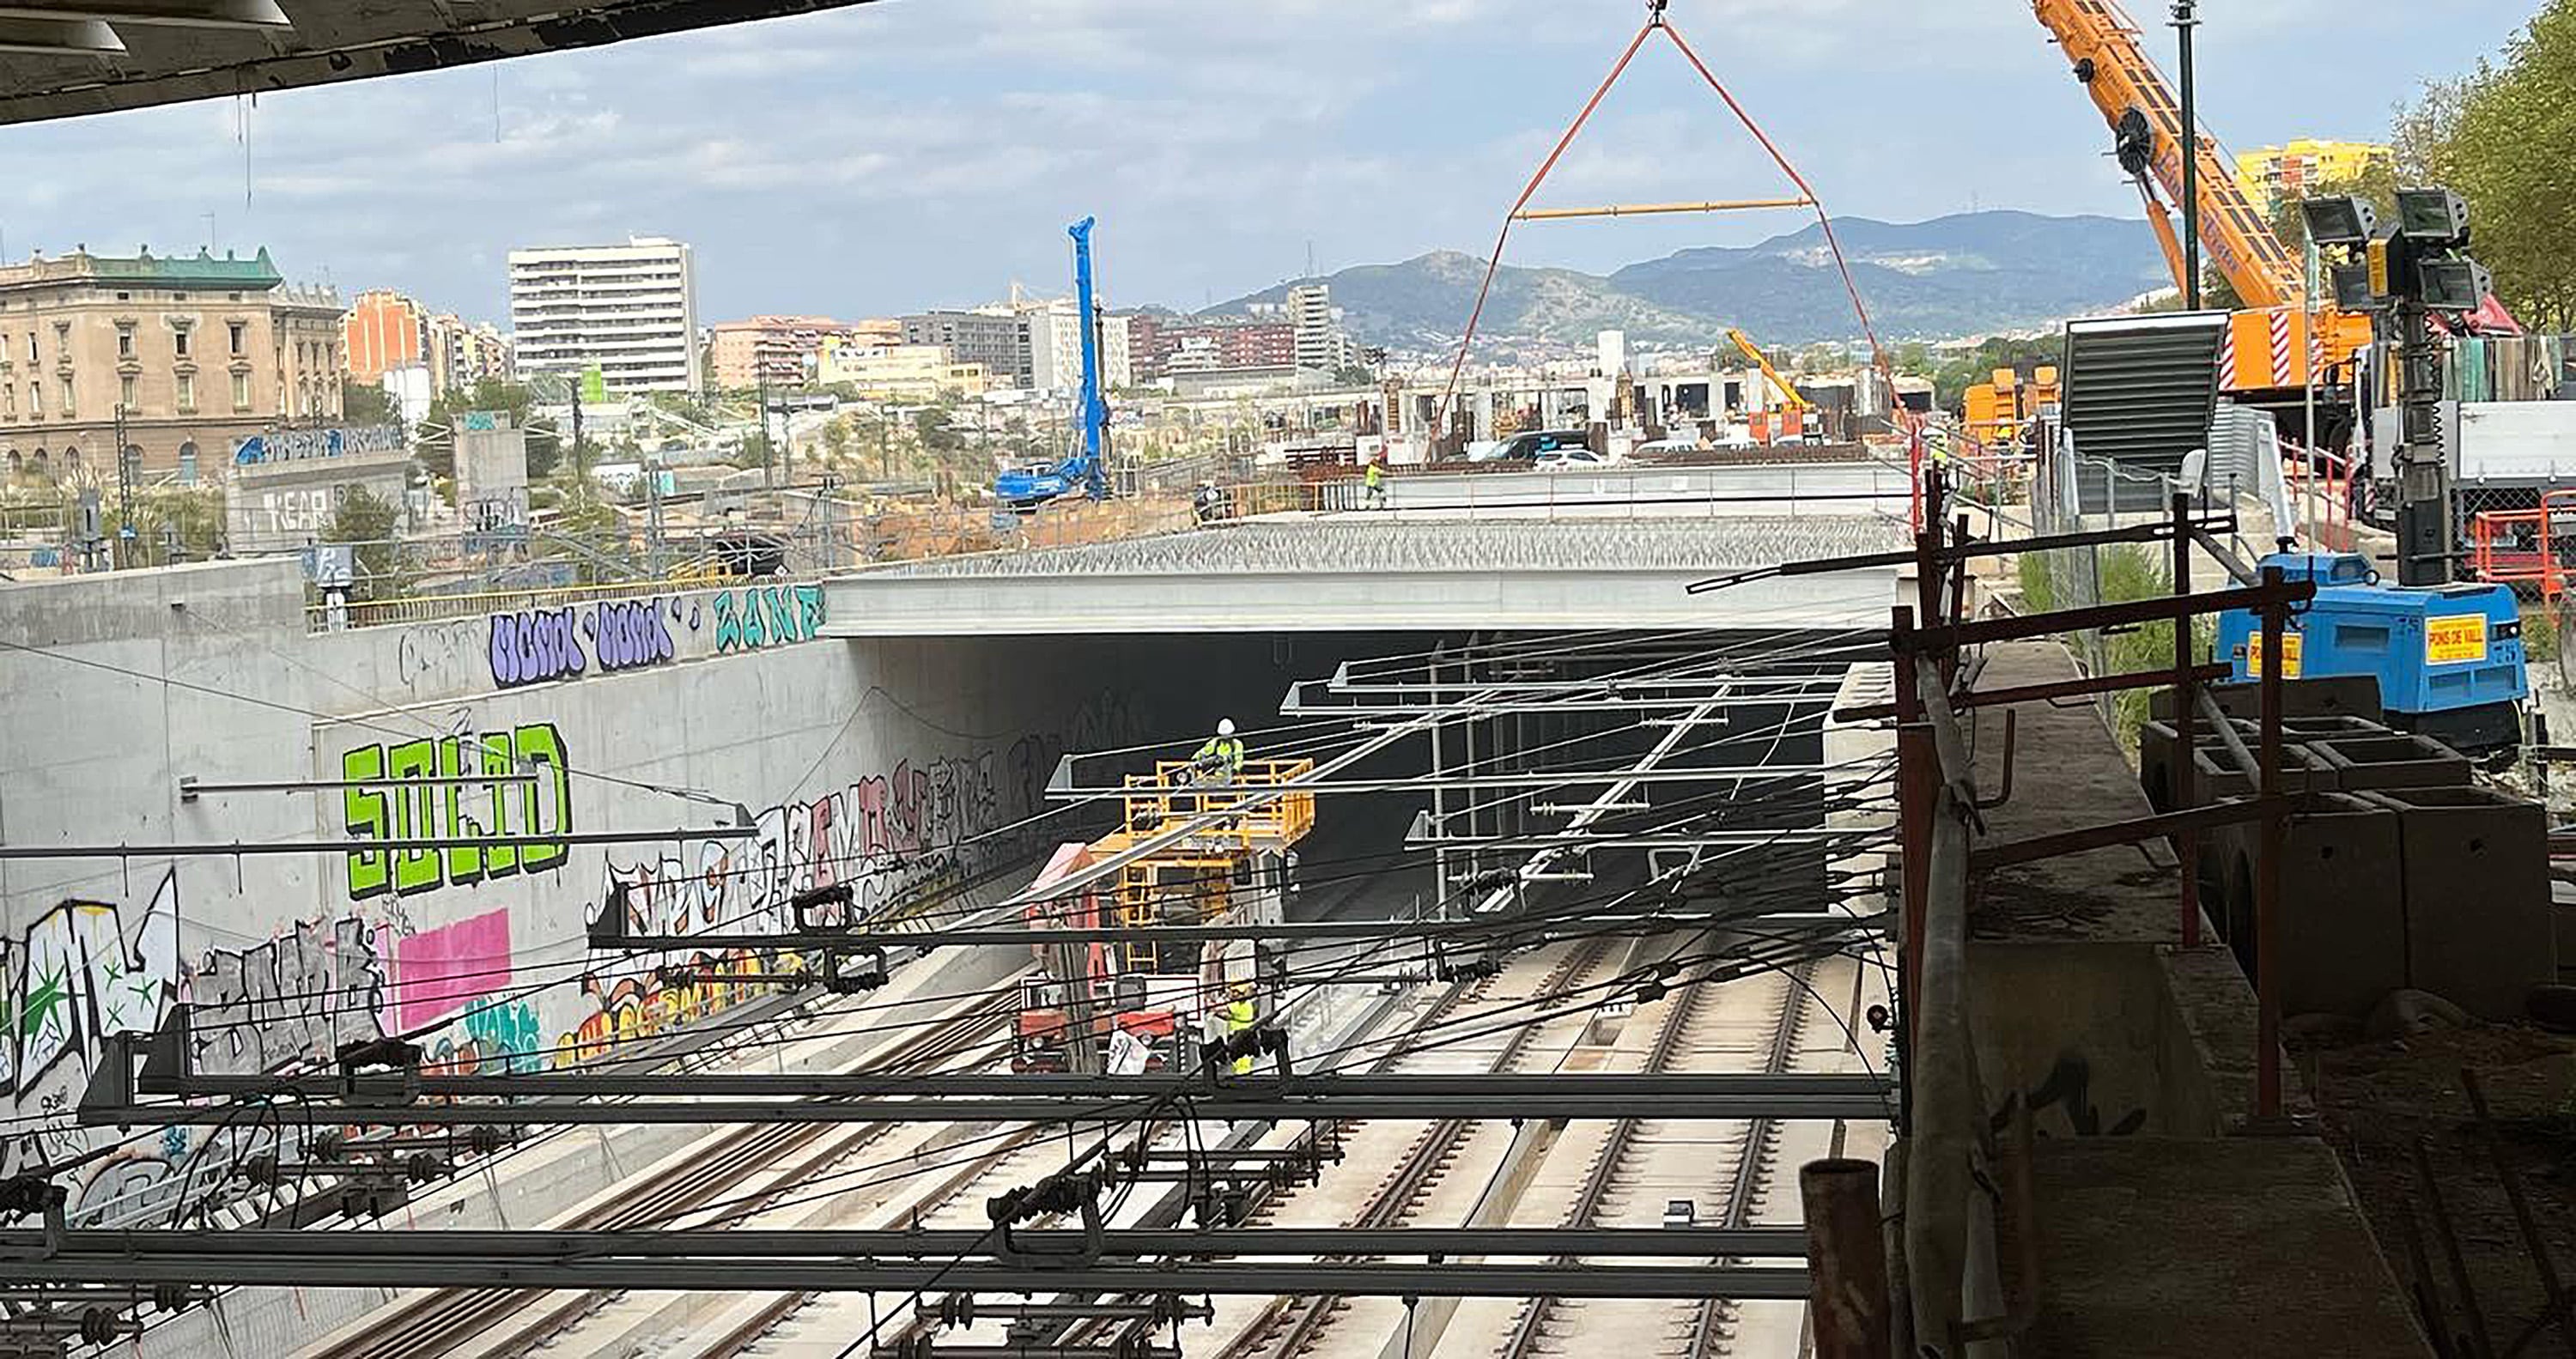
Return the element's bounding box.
[0,0,2543,327]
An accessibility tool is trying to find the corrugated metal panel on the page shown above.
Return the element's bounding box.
[2063,312,2227,513]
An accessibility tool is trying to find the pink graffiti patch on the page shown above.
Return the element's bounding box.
[391,908,513,1033]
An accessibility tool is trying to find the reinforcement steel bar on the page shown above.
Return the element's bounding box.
[0,1226,1811,1259]
[1899,579,2314,654]
[0,1256,1814,1300]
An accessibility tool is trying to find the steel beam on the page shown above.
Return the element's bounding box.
[0,1226,1812,1259]
[0,1254,1812,1299]
[586,907,1823,954]
[91,1085,1890,1128]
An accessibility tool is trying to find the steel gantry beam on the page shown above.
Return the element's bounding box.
[0,1226,1814,1260]
[0,1253,1813,1301]
[84,1020,1894,1124]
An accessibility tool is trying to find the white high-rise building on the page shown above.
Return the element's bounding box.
[1021,297,1133,393]
[1287,282,1340,372]
[507,236,701,393]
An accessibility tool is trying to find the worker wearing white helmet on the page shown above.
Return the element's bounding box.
[1194,718,1246,781]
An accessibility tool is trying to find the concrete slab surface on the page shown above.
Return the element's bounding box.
[2023,1138,2432,1358]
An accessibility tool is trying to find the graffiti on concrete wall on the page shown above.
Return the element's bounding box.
[0,871,180,1100]
[341,722,574,901]
[424,997,544,1076]
[191,913,386,1077]
[489,595,703,689]
[598,750,1004,946]
[556,952,765,1069]
[1990,1052,2148,1138]
[713,583,825,654]
[387,907,512,1034]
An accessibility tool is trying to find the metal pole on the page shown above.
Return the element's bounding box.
[2173,0,2202,311]
[113,403,132,569]
[2303,238,2321,546]
[2171,492,2202,949]
[1801,1157,1893,1359]
[2255,563,2286,1120]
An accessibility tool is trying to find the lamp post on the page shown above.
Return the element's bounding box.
[2173,0,2201,310]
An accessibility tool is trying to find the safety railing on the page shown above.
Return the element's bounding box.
[305,575,724,632]
[2281,440,2359,552]
[2468,488,2576,598]
[1120,758,1317,852]
[1877,465,2316,1357]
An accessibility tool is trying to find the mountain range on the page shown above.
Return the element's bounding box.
[1203,210,2174,355]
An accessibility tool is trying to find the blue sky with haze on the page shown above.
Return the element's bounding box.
[0,0,2538,326]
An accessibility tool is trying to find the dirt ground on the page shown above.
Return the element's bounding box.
[2298,1020,2576,1356]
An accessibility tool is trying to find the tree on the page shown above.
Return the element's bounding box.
[822,416,852,461]
[342,381,399,428]
[325,485,401,598]
[1931,336,2063,409]
[914,407,965,452]
[417,380,558,482]
[2397,2,2576,329]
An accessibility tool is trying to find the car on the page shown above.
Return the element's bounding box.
[1534,445,1614,471]
[1473,428,1590,463]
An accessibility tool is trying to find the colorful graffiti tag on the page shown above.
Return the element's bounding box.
[341,722,574,901]
[191,914,386,1077]
[598,750,1003,945]
[488,595,701,689]
[713,583,825,654]
[0,871,179,1101]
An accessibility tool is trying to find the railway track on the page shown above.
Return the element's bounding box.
[1212,935,1621,1359]
[295,980,1019,1359]
[1489,960,1816,1359]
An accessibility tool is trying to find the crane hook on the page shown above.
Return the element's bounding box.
[1647,0,1668,24]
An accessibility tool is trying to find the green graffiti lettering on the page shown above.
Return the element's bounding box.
[343,744,390,900]
[334,725,574,901]
[387,738,441,895]
[513,722,573,874]
[480,732,519,879]
[439,737,485,888]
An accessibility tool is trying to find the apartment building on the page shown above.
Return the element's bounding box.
[900,309,1029,387]
[2235,139,2394,215]
[0,246,345,482]
[507,236,701,393]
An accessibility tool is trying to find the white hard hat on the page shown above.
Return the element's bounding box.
[1217,718,1236,737]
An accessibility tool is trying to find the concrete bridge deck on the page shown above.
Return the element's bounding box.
[820,517,1907,636]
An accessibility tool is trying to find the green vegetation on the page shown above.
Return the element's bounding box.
[2397,1,2576,331]
[2017,542,2210,750]
[341,381,399,428]
[324,485,402,597]
[2521,600,2561,666]
[1929,335,2061,409]
[416,380,560,483]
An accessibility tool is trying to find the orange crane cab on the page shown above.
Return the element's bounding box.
[2030,0,2373,431]
[1012,758,1316,1075]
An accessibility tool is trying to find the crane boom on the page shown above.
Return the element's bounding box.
[1725,328,1812,412]
[2032,0,2300,309]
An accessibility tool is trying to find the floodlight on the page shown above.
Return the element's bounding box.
[2300,195,2376,247]
[2393,187,2469,245]
[2417,257,2493,312]
[2328,262,2377,310]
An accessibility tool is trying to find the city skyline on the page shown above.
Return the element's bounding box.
[0,0,2537,329]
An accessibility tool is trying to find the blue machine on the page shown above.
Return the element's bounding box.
[994,215,1111,508]
[2215,550,2527,753]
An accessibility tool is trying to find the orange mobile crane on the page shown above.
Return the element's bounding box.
[2031,0,2372,436]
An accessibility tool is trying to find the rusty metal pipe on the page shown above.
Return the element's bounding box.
[1801,1157,1892,1359]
